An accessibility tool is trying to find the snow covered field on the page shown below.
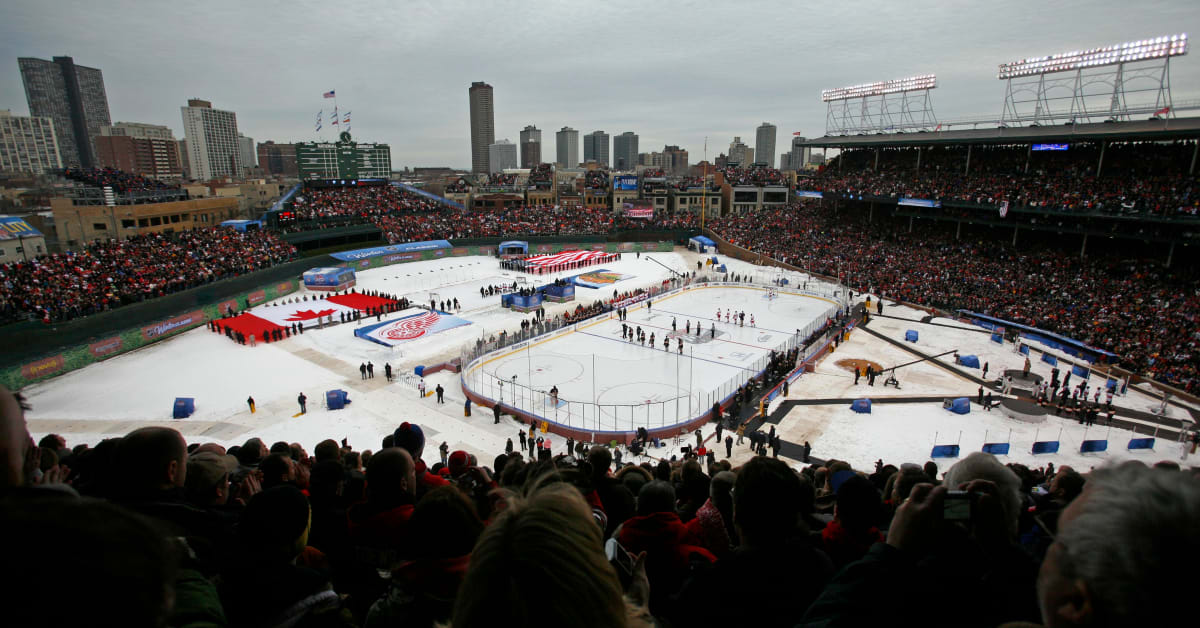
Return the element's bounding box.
[19,247,1195,471]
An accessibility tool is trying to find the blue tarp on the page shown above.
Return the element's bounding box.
[905,330,919,343]
[173,397,195,419]
[946,397,971,414]
[1072,365,1091,379]
[499,240,529,253]
[1128,438,1156,451]
[931,444,960,458]
[690,235,716,247]
[1032,441,1060,455]
[982,443,1010,455]
[326,389,350,410]
[957,310,1119,364]
[1106,378,1119,391]
[220,219,262,232]
[850,398,872,413]
[1080,440,1109,453]
[957,355,981,369]
[330,240,452,262]
[1019,344,1031,355]
[1041,353,1058,366]
[990,333,1003,344]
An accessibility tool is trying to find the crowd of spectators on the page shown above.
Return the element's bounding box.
[290,185,446,220]
[719,165,786,186]
[61,167,180,194]
[484,172,517,187]
[5,387,1197,627]
[527,163,554,188]
[804,141,1200,215]
[444,178,471,193]
[372,205,699,243]
[0,228,297,323]
[711,203,1200,392]
[640,168,665,178]
[584,169,610,190]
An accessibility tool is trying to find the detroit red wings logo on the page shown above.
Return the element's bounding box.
[284,308,338,322]
[383,311,440,340]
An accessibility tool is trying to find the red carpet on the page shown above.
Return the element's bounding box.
[215,313,286,341]
[327,293,398,311]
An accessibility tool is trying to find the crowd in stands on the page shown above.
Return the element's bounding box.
[584,169,610,190]
[527,163,554,188]
[805,142,1200,215]
[5,386,1197,627]
[641,168,665,178]
[0,228,297,323]
[485,172,517,186]
[711,203,1200,392]
[290,185,447,220]
[719,165,786,186]
[444,179,471,193]
[373,205,699,243]
[61,167,180,194]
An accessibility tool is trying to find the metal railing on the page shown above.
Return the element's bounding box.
[460,276,846,434]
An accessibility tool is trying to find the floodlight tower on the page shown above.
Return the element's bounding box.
[997,34,1188,126]
[822,74,938,136]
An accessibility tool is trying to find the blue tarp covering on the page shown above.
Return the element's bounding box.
[502,292,545,310]
[930,444,960,458]
[957,355,981,369]
[982,443,1010,455]
[946,397,971,414]
[498,240,529,253]
[1128,438,1156,450]
[1019,344,1031,355]
[391,181,463,210]
[173,397,195,419]
[303,267,355,290]
[850,398,872,413]
[220,219,263,232]
[990,333,1003,344]
[1032,441,1060,455]
[1041,353,1058,366]
[1072,365,1091,379]
[690,235,716,247]
[1106,378,1119,391]
[330,240,452,261]
[957,310,1119,364]
[1080,440,1109,453]
[326,389,350,410]
[905,330,919,342]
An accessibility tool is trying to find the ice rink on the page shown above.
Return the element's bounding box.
[465,285,840,432]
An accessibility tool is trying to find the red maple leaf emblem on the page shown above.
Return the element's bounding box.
[285,308,338,322]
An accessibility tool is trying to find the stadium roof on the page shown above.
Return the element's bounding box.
[798,116,1200,148]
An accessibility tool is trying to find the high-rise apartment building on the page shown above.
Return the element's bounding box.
[94,122,182,179]
[18,56,111,168]
[0,110,62,174]
[613,132,638,170]
[519,125,541,168]
[755,122,777,168]
[727,137,753,167]
[555,127,579,168]
[663,145,688,175]
[488,139,518,173]
[238,133,256,172]
[180,99,242,180]
[583,130,610,167]
[468,82,495,173]
[782,134,810,171]
[256,141,298,176]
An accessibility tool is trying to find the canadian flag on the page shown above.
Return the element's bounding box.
[249,300,360,326]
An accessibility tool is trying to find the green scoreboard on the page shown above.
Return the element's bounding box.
[296,132,392,180]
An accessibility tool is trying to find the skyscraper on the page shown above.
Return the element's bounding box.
[727,137,753,167]
[180,99,241,180]
[555,127,579,168]
[488,139,518,173]
[663,145,688,175]
[613,132,638,170]
[783,134,810,171]
[519,125,541,168]
[0,110,62,174]
[469,82,495,173]
[582,130,610,167]
[238,133,256,172]
[755,122,777,168]
[18,56,111,168]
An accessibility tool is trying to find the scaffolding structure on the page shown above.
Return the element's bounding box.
[998,34,1188,126]
[823,74,939,136]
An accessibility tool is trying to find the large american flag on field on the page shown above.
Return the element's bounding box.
[524,250,609,269]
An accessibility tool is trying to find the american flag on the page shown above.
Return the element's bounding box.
[524,250,610,269]
[323,90,336,98]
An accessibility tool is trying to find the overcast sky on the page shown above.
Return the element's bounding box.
[2,0,1197,169]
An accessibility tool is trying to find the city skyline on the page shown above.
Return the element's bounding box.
[2,1,1198,170]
